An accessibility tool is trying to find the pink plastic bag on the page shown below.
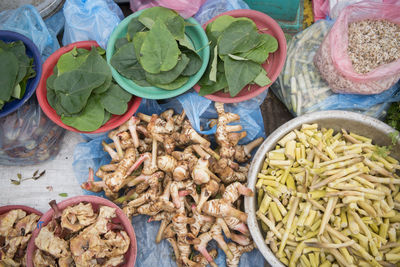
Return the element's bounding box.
[315,1,400,94]
[312,0,329,21]
[130,0,207,19]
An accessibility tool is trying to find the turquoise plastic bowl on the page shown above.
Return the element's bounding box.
[106,9,210,100]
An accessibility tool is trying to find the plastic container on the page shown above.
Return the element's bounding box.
[26,195,137,267]
[0,30,42,118]
[36,40,142,134]
[193,9,287,103]
[244,0,300,21]
[106,8,210,100]
[245,110,400,266]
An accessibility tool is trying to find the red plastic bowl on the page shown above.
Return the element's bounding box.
[36,41,142,133]
[26,195,137,267]
[193,9,287,103]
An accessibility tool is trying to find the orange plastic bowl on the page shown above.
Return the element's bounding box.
[193,9,287,103]
[36,41,142,133]
[26,195,137,267]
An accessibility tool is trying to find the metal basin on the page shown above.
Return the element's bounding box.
[244,110,400,266]
[0,0,65,19]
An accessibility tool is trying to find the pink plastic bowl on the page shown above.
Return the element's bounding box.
[0,205,42,266]
[0,205,42,217]
[26,195,137,267]
[193,9,287,103]
[36,41,142,133]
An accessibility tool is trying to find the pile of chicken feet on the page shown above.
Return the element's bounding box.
[81,102,264,267]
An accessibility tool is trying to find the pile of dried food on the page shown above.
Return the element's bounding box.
[256,123,400,266]
[0,209,40,266]
[81,102,264,267]
[33,201,130,266]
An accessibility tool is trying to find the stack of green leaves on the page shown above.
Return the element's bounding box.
[47,46,132,132]
[198,15,278,97]
[0,40,36,110]
[110,7,202,90]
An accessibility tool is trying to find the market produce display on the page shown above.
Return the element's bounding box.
[81,103,264,266]
[32,201,130,266]
[46,46,132,132]
[255,123,400,266]
[110,7,203,90]
[198,15,278,97]
[0,209,40,266]
[347,19,400,74]
[314,1,400,95]
[0,40,36,110]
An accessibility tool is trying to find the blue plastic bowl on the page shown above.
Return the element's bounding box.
[0,30,42,118]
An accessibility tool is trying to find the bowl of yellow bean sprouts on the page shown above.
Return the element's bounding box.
[245,110,400,267]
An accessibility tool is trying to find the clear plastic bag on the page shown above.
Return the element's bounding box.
[0,5,65,166]
[328,0,383,20]
[0,5,60,60]
[314,1,400,94]
[130,0,207,19]
[273,20,400,119]
[0,98,65,165]
[72,90,266,267]
[62,0,124,48]
[193,0,249,25]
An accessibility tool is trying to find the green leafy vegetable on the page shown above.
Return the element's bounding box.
[57,47,88,75]
[224,56,262,97]
[100,83,132,115]
[236,34,278,64]
[153,76,189,90]
[0,40,36,108]
[138,6,184,40]
[254,69,272,87]
[139,19,181,73]
[218,20,262,55]
[115,37,130,50]
[181,49,202,76]
[59,193,68,197]
[132,32,147,60]
[199,15,278,97]
[47,46,132,131]
[110,7,203,91]
[127,17,146,41]
[80,48,112,94]
[53,69,106,114]
[145,54,190,85]
[111,42,146,81]
[0,50,19,101]
[62,95,105,131]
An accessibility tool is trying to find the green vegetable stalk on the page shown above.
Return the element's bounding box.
[110,7,202,90]
[198,15,278,97]
[0,40,36,110]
